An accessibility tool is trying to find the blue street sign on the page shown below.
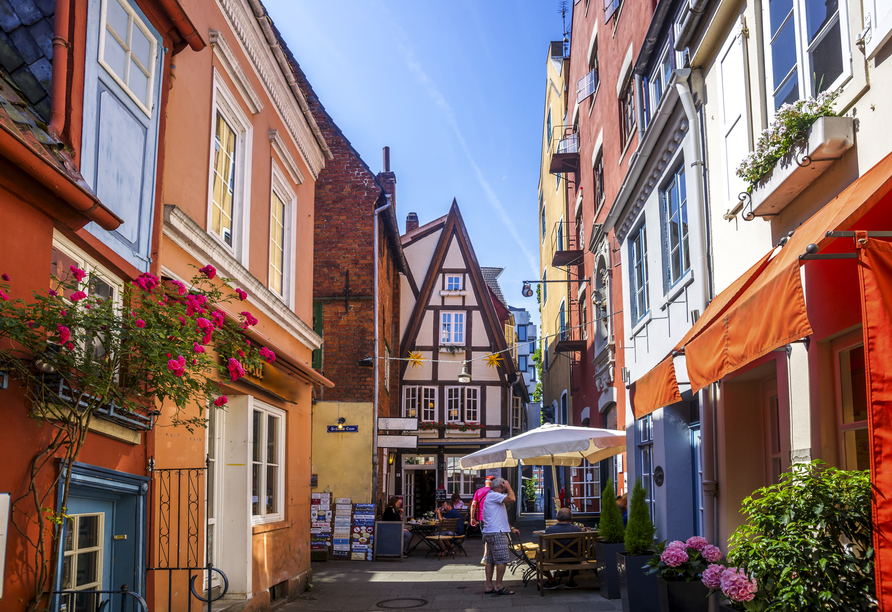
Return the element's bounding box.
[327,425,359,433]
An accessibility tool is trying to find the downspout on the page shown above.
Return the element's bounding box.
[49,0,71,139]
[677,71,719,545]
[374,199,392,505]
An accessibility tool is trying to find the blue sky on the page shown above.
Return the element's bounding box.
[268,0,567,321]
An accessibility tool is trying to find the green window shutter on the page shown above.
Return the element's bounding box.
[312,301,323,370]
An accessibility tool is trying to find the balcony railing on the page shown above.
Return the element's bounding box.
[554,303,585,353]
[549,126,580,174]
[550,219,584,267]
[577,69,599,104]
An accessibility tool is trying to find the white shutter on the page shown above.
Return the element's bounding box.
[865,0,892,60]
[718,16,752,206]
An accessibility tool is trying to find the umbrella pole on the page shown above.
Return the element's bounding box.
[551,457,559,514]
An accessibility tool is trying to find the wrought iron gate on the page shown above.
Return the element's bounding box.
[147,461,228,611]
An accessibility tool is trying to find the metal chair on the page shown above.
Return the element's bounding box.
[507,531,539,588]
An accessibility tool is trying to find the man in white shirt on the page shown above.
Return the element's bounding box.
[481,477,520,595]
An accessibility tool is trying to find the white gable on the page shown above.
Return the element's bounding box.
[443,235,465,269]
[403,229,441,290]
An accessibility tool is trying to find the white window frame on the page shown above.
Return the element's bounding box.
[52,232,124,309]
[631,223,649,321]
[446,275,463,291]
[445,386,479,423]
[638,415,656,521]
[762,0,851,116]
[405,386,438,422]
[512,396,522,430]
[251,401,285,524]
[97,0,157,117]
[61,513,104,599]
[662,163,690,286]
[440,311,466,346]
[649,44,672,116]
[570,458,601,513]
[268,161,296,306]
[207,70,253,264]
[205,398,224,591]
[445,456,480,497]
[422,387,437,422]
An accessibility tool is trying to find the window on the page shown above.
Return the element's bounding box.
[99,0,156,115]
[560,392,568,425]
[251,403,285,522]
[556,218,564,251]
[269,191,286,295]
[594,153,605,207]
[543,270,548,302]
[60,513,104,609]
[405,386,438,421]
[546,107,553,144]
[619,75,637,150]
[604,0,622,23]
[519,355,528,372]
[581,300,588,341]
[663,165,690,284]
[570,459,600,512]
[513,396,522,430]
[559,301,567,341]
[577,66,599,104]
[540,195,546,242]
[838,343,868,470]
[445,457,480,497]
[51,236,123,307]
[630,224,649,322]
[208,72,252,258]
[440,312,465,345]
[638,415,655,520]
[763,0,848,111]
[556,172,562,192]
[649,46,673,118]
[446,386,479,423]
[446,275,462,291]
[518,325,528,342]
[205,399,223,592]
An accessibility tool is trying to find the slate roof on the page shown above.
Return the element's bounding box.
[0,0,54,123]
[481,267,507,306]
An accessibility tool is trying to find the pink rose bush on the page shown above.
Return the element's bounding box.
[260,346,276,363]
[235,288,247,300]
[199,264,216,279]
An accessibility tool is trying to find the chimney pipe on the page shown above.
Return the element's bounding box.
[406,212,419,233]
[383,146,390,172]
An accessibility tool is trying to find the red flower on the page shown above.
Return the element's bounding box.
[170,279,187,296]
[57,325,70,343]
[65,342,74,351]
[236,288,247,300]
[69,266,86,283]
[228,357,246,382]
[260,347,276,363]
[0,289,7,301]
[135,319,146,328]
[214,396,228,407]
[211,310,225,328]
[1,273,8,281]
[199,265,217,279]
[168,355,186,377]
[239,311,258,329]
[49,289,58,296]
[186,294,208,316]
[70,291,87,302]
[132,272,160,292]
[193,342,205,353]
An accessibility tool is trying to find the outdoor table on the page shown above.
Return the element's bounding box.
[405,521,438,554]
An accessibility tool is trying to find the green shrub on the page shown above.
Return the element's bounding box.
[598,478,625,543]
[728,461,875,611]
[624,478,655,555]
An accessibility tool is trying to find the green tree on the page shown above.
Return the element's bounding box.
[624,478,655,555]
[598,478,625,543]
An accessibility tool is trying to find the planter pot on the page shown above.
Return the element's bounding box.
[748,115,855,218]
[596,542,624,599]
[657,577,709,612]
[617,552,659,612]
[718,604,738,612]
[524,499,536,512]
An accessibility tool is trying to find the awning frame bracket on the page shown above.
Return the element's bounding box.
[799,231,892,260]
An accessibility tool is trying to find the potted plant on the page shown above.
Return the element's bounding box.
[523,476,537,512]
[701,564,760,612]
[645,537,723,612]
[595,478,624,599]
[617,478,658,612]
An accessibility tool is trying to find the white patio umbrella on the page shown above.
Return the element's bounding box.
[458,423,626,510]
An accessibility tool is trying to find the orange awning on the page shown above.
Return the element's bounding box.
[629,150,892,414]
[630,357,683,419]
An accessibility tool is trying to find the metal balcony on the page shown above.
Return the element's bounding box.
[550,219,584,267]
[554,304,586,353]
[549,126,580,174]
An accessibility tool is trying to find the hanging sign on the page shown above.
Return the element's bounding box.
[378,435,417,449]
[377,417,418,430]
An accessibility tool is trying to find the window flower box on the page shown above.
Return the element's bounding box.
[746,116,854,218]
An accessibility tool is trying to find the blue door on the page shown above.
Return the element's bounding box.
[59,497,113,612]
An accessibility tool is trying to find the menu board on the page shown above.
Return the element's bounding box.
[352,503,375,561]
[332,497,352,558]
[310,493,332,553]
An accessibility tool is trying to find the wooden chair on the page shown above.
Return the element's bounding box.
[545,519,558,528]
[535,532,598,596]
[423,518,458,559]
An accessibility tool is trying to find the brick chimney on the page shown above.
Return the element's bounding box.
[406,212,419,233]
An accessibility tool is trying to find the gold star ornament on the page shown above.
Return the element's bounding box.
[484,353,503,369]
[408,351,425,369]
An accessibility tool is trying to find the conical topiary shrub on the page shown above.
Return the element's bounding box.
[625,478,656,555]
[598,478,625,543]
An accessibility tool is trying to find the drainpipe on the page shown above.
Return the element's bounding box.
[374,198,392,506]
[49,0,71,139]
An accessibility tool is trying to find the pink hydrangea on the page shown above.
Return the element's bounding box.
[170,279,187,296]
[666,540,687,550]
[721,567,758,603]
[70,291,87,302]
[702,544,723,562]
[168,355,186,377]
[57,325,70,343]
[69,265,86,282]
[211,310,225,328]
[701,564,724,590]
[193,342,205,353]
[228,357,246,382]
[686,536,709,551]
[260,346,276,363]
[236,288,247,300]
[199,265,216,279]
[214,396,228,407]
[132,272,160,292]
[660,546,689,567]
[240,311,258,329]
[135,319,146,329]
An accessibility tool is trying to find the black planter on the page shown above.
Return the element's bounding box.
[617,552,659,612]
[596,542,625,599]
[718,604,738,612]
[657,577,710,612]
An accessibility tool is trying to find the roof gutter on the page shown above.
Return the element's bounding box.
[675,0,711,52]
[156,0,205,52]
[0,125,121,231]
[245,0,333,161]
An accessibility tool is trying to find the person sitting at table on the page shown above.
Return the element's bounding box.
[383,496,413,558]
[451,492,464,510]
[542,507,582,589]
[434,499,465,554]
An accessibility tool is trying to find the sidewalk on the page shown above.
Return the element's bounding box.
[282,514,623,612]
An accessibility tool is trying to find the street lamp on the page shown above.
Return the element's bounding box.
[457,362,471,384]
[336,417,346,430]
[521,283,534,297]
